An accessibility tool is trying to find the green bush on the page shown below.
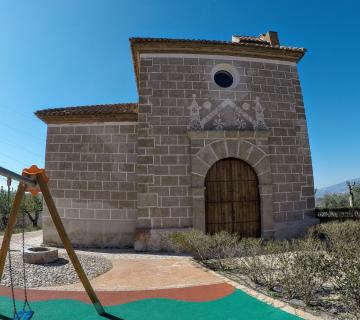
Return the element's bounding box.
[318,193,350,208]
[317,184,360,208]
[310,220,360,246]
[0,189,43,230]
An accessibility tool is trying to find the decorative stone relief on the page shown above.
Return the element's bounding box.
[253,97,267,130]
[187,95,202,130]
[187,94,268,131]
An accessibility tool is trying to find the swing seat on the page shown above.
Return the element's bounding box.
[14,310,34,320]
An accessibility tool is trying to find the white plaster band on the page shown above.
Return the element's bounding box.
[140,53,297,66]
[48,122,137,127]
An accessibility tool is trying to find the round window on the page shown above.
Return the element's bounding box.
[214,70,234,88]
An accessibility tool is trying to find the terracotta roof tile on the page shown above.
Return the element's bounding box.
[129,37,306,52]
[35,103,138,124]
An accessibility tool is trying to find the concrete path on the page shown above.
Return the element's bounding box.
[51,258,222,291]
[1,231,223,291]
[1,230,43,251]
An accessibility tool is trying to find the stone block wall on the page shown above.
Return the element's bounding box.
[137,53,316,238]
[42,122,137,247]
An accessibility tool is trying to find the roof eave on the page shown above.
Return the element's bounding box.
[34,103,139,125]
[36,113,138,125]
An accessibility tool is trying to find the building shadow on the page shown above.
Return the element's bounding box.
[71,246,191,258]
[0,312,123,320]
[102,312,124,320]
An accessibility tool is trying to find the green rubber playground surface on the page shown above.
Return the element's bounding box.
[0,289,302,320]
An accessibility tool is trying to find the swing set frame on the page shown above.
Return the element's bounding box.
[0,165,106,316]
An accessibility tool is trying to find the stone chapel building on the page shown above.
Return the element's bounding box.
[36,31,317,250]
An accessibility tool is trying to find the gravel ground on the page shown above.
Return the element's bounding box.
[0,251,113,288]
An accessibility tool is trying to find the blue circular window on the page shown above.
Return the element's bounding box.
[214,70,233,88]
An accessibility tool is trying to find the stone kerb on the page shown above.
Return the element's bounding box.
[190,138,274,238]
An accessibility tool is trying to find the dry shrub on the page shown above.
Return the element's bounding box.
[171,223,360,316]
[321,223,360,319]
[331,246,360,319]
[310,220,360,247]
[170,230,239,269]
[170,229,210,260]
[234,238,263,284]
[238,239,285,290]
[204,231,239,270]
[277,238,330,306]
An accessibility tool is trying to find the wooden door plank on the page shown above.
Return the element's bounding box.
[205,158,261,237]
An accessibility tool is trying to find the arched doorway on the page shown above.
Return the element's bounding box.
[205,158,261,237]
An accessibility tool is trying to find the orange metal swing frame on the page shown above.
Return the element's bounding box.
[0,165,106,316]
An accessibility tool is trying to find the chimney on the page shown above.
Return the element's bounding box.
[232,35,240,43]
[260,31,280,47]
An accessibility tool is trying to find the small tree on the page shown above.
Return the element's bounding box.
[346,181,356,208]
[20,193,43,228]
[0,187,8,229]
[353,184,360,207]
[0,185,13,229]
[321,193,348,208]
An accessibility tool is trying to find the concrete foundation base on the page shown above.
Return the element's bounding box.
[274,218,319,239]
[134,228,192,252]
[42,217,136,248]
[43,215,320,251]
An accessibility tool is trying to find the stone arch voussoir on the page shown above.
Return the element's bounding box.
[193,139,271,187]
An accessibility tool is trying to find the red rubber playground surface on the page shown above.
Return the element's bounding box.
[0,283,235,305]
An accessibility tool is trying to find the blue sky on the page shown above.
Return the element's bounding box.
[0,0,359,189]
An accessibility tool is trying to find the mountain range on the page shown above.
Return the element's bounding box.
[316,178,360,197]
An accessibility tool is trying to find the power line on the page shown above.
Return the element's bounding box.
[0,121,45,143]
[0,105,39,124]
[0,138,43,159]
[0,151,32,168]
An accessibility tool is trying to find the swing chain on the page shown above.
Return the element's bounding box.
[5,178,19,318]
[21,208,31,312]
[5,178,33,319]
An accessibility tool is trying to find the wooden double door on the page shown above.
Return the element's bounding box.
[205,158,261,238]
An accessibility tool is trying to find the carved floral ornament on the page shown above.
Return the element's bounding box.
[188,94,267,131]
